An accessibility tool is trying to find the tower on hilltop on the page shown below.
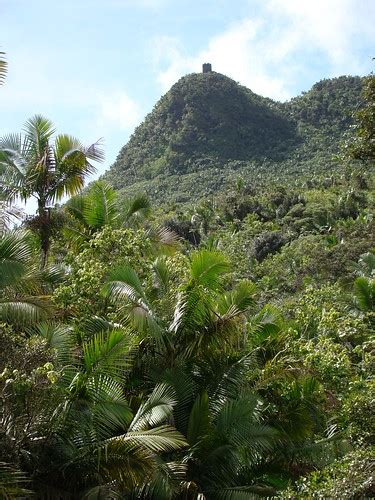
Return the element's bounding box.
[202,63,212,73]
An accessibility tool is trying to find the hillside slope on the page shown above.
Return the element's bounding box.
[103,72,364,204]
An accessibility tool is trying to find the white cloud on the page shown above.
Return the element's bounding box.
[268,0,374,70]
[153,0,375,100]
[152,19,292,101]
[95,91,142,131]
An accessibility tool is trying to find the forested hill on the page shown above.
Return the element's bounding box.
[103,72,364,204]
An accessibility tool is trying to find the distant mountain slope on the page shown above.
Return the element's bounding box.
[286,76,363,130]
[103,72,364,204]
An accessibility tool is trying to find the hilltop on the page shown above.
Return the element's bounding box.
[103,71,364,204]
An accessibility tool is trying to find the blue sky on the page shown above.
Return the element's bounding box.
[1,0,374,180]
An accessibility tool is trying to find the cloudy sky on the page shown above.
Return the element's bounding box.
[1,0,374,178]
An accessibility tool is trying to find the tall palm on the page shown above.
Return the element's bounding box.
[1,316,186,497]
[0,115,104,266]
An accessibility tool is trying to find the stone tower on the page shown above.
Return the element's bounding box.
[202,63,212,73]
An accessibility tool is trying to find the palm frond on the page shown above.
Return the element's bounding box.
[248,305,286,354]
[131,460,187,500]
[84,139,105,163]
[169,287,211,343]
[0,231,31,288]
[122,426,187,453]
[65,193,86,224]
[81,485,121,499]
[40,263,66,285]
[212,353,259,411]
[152,257,170,295]
[190,250,230,289]
[0,462,32,499]
[0,133,24,157]
[52,135,103,202]
[23,114,55,151]
[0,50,7,85]
[129,383,177,431]
[105,265,147,301]
[187,391,210,446]
[0,202,24,236]
[103,266,167,345]
[88,376,133,434]
[82,329,134,380]
[83,181,118,229]
[31,322,74,365]
[215,486,272,499]
[0,298,49,325]
[353,276,375,312]
[217,280,257,317]
[161,368,197,436]
[81,316,124,337]
[123,193,151,225]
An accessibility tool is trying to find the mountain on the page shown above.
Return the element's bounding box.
[103,71,364,205]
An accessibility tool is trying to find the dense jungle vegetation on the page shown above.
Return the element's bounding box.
[104,73,364,205]
[0,68,374,498]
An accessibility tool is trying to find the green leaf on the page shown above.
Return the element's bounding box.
[129,384,177,431]
[0,231,31,288]
[354,276,375,312]
[121,426,187,453]
[190,250,230,289]
[82,329,134,380]
[83,181,118,229]
[187,391,210,446]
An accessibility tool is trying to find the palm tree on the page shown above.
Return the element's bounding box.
[30,323,186,496]
[103,249,257,361]
[63,180,179,261]
[64,180,152,247]
[0,230,53,324]
[101,250,283,497]
[1,316,187,497]
[0,115,104,266]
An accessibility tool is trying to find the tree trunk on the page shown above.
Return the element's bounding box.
[38,202,51,269]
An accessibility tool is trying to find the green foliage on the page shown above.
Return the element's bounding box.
[0,115,104,265]
[341,379,375,444]
[104,74,364,206]
[346,74,375,163]
[1,70,374,499]
[0,231,53,325]
[106,72,297,186]
[292,337,352,392]
[82,180,119,229]
[282,448,375,499]
[354,276,375,312]
[0,462,31,499]
[54,227,152,320]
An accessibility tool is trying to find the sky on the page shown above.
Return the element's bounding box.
[1,0,374,183]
